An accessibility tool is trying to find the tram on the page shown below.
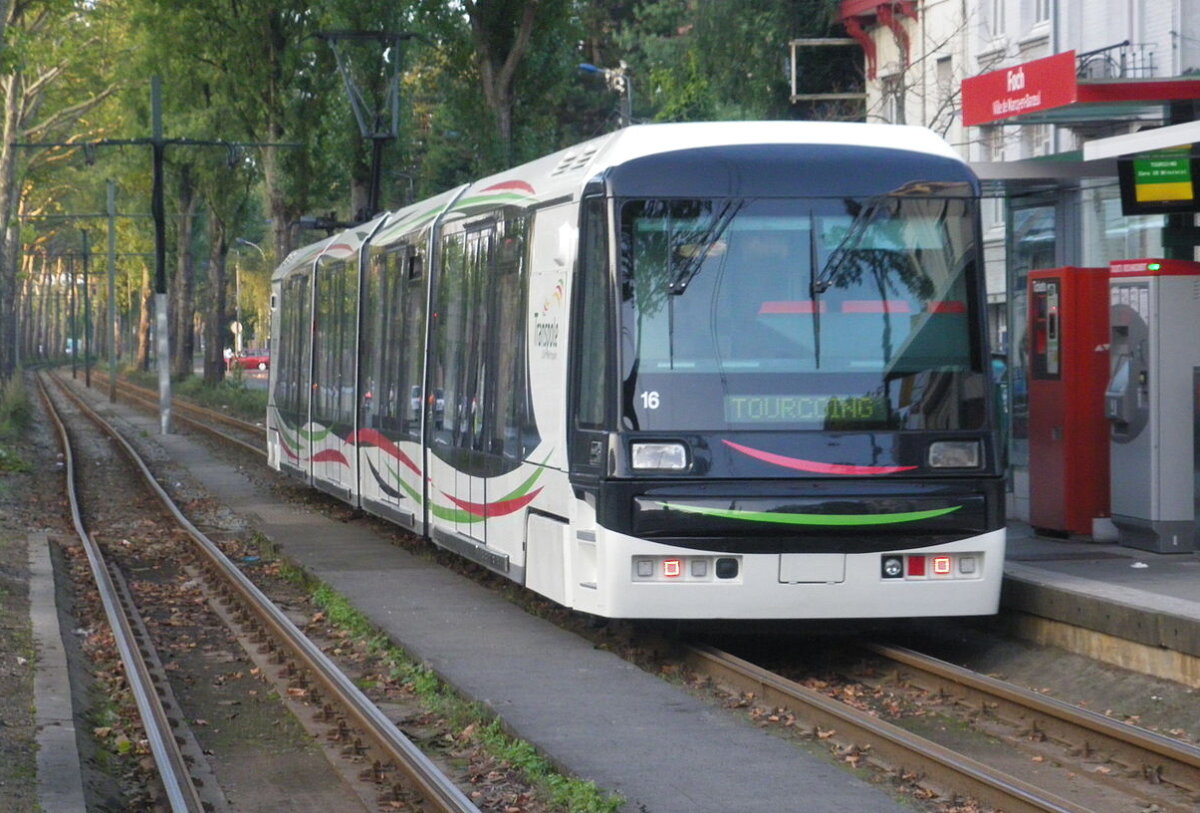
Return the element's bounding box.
[267,121,1005,619]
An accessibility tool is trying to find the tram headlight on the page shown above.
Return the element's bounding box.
[881,556,904,579]
[928,440,981,468]
[631,442,689,471]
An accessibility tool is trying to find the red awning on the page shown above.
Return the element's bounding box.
[962,51,1200,127]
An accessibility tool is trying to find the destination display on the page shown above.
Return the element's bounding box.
[725,394,887,424]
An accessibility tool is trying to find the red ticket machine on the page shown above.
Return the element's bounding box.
[1028,267,1111,536]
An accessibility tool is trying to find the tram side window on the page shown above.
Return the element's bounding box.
[483,220,529,460]
[576,197,610,429]
[276,275,311,426]
[402,253,426,435]
[434,230,482,454]
[360,253,384,430]
[362,246,425,439]
[313,259,357,427]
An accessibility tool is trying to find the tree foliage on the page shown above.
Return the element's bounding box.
[0,0,859,382]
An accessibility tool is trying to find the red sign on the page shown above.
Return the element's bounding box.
[962,51,1078,126]
[1109,258,1200,277]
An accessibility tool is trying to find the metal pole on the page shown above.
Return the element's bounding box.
[234,238,264,352]
[234,254,242,355]
[151,76,172,434]
[619,63,633,128]
[68,256,77,378]
[107,181,118,403]
[367,136,387,221]
[82,230,92,389]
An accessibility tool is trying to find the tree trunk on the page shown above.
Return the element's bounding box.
[170,166,199,378]
[0,69,22,380]
[137,265,152,371]
[466,0,540,166]
[203,219,228,385]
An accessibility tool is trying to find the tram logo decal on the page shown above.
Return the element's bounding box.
[534,281,564,358]
[657,501,962,526]
[722,439,917,475]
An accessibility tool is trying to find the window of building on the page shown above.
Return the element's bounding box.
[936,56,953,106]
[880,74,904,124]
[986,125,1007,162]
[1023,124,1052,157]
[982,127,1008,230]
[989,0,1007,37]
[1033,0,1050,24]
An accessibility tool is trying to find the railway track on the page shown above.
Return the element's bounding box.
[39,376,211,810]
[91,370,266,455]
[686,641,1200,812]
[41,372,479,813]
[70,370,1200,811]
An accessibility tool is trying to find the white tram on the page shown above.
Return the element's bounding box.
[267,121,1006,619]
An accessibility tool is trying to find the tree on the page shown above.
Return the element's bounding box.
[615,0,850,123]
[463,0,542,164]
[0,0,116,379]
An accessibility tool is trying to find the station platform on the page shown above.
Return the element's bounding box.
[34,380,1200,811]
[1000,521,1200,688]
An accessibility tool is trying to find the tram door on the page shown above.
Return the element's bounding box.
[430,214,533,563]
[432,223,493,546]
[311,255,358,499]
[359,244,427,527]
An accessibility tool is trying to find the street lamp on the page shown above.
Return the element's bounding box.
[579,61,633,128]
[233,238,265,354]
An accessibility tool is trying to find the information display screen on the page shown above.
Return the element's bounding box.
[725,394,888,424]
[1118,146,1200,216]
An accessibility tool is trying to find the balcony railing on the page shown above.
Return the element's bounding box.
[1076,41,1157,80]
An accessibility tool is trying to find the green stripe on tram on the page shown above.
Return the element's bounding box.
[657,502,963,526]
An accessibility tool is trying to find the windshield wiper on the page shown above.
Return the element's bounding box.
[808,211,822,368]
[812,196,888,295]
[814,181,958,293]
[668,200,743,295]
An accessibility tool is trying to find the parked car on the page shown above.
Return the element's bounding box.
[230,349,270,371]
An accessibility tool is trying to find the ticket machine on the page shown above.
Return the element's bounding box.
[1105,258,1200,552]
[1027,268,1111,537]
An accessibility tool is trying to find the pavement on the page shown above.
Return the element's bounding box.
[28,380,1200,811]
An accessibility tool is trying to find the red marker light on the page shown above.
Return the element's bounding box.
[932,555,953,575]
[663,559,682,578]
[906,556,925,577]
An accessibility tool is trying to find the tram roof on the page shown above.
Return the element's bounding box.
[448,120,966,213]
[275,121,966,280]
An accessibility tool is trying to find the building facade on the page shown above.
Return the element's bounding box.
[834,0,1200,522]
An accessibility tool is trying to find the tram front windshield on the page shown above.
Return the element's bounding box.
[619,193,987,432]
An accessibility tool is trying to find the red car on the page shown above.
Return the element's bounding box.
[230,349,270,371]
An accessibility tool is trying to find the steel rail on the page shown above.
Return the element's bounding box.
[92,371,265,456]
[867,642,1200,794]
[38,374,207,813]
[685,643,1092,813]
[52,373,480,813]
